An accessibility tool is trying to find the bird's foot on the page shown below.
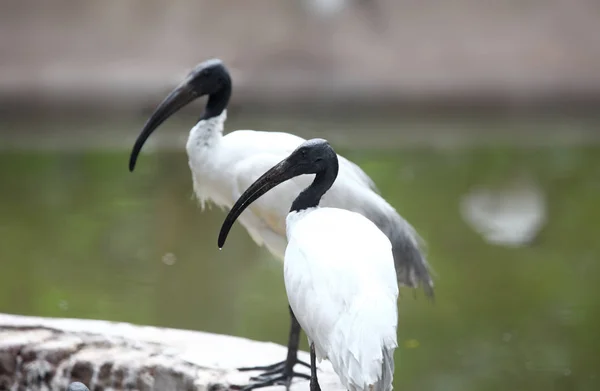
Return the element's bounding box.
[238,359,310,373]
[233,359,311,391]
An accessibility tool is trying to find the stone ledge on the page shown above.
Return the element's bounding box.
[0,313,344,391]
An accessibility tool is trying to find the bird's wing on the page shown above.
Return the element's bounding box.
[336,154,380,193]
[319,168,433,296]
[284,208,398,389]
[225,129,379,192]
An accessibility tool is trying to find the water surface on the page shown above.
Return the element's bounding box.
[0,115,599,391]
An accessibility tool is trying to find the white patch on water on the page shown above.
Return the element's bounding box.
[460,177,546,247]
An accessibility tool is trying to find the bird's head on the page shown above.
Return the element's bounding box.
[129,58,232,172]
[282,138,338,177]
[185,59,231,97]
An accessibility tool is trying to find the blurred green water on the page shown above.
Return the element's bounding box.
[0,134,599,391]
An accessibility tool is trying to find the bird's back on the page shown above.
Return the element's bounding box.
[284,208,399,391]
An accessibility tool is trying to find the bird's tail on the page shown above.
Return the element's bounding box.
[391,232,435,299]
[330,293,397,391]
[386,211,435,299]
[372,348,395,391]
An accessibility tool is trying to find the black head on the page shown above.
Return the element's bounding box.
[218,138,339,249]
[184,59,232,106]
[280,138,338,178]
[128,58,232,172]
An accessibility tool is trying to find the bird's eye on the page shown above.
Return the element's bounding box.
[201,69,211,77]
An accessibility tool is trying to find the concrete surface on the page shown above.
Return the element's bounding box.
[0,313,344,391]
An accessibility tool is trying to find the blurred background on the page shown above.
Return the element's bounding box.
[1,0,599,390]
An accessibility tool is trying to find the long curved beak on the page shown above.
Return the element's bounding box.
[218,158,295,249]
[129,83,198,172]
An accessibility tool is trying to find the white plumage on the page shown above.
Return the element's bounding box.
[186,111,402,262]
[129,58,431,391]
[284,208,398,391]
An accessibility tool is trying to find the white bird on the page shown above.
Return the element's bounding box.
[218,138,399,391]
[129,58,432,390]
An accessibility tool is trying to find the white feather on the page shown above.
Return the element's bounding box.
[284,208,398,391]
[184,110,431,293]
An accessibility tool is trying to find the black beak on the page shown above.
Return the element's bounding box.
[218,158,295,249]
[129,82,198,172]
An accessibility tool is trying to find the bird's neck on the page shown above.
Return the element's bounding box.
[201,81,232,121]
[189,81,231,152]
[187,110,227,155]
[290,160,339,212]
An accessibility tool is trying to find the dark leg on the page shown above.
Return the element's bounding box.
[309,342,321,391]
[234,306,310,391]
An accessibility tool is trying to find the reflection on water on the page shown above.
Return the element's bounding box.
[0,118,599,391]
[460,177,547,247]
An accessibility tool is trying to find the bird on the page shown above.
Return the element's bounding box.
[218,138,399,391]
[129,58,432,390]
[67,382,89,391]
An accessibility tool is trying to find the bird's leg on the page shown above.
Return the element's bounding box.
[233,307,310,391]
[309,342,321,391]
